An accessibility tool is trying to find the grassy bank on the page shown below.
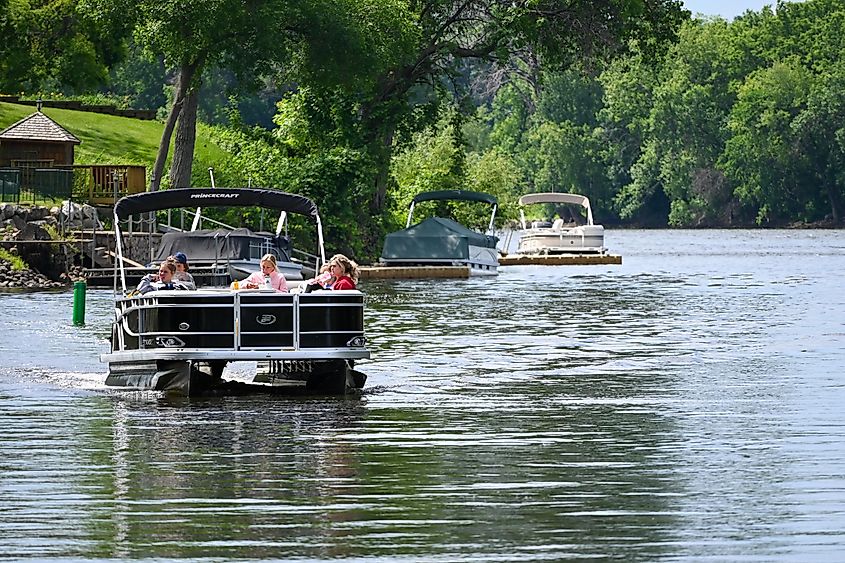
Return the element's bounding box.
[0,102,230,186]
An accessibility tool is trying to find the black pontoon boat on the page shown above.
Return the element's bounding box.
[101,187,370,395]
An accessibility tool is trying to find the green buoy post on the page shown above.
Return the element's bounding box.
[73,280,86,326]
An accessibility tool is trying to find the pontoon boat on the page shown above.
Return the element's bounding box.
[515,193,605,255]
[101,187,370,396]
[380,189,499,275]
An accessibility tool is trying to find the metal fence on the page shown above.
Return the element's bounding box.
[0,165,146,205]
[31,168,74,201]
[0,169,20,203]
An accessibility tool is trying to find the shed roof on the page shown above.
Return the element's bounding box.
[0,111,81,144]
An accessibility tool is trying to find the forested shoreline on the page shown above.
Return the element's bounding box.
[2,0,843,259]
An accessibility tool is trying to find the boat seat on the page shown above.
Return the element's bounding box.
[531,220,553,229]
[552,218,565,230]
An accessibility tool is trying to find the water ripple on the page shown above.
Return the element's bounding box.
[1,230,845,560]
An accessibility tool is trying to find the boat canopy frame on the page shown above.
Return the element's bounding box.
[517,192,594,227]
[406,189,498,231]
[113,187,326,294]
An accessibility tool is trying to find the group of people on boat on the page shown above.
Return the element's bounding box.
[136,252,195,294]
[134,251,358,295]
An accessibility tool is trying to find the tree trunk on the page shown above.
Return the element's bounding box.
[149,60,199,192]
[825,181,840,223]
[369,125,395,214]
[170,84,200,189]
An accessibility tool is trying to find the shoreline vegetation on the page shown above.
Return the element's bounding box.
[0,0,845,270]
[0,201,840,295]
[2,0,844,266]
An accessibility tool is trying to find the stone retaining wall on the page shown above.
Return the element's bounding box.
[0,202,89,290]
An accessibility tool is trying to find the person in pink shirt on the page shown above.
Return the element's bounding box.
[239,254,289,292]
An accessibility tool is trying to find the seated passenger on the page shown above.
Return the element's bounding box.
[136,261,192,295]
[325,254,358,290]
[239,253,289,292]
[168,252,196,290]
[303,263,335,293]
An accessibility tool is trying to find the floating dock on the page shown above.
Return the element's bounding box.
[498,254,622,266]
[359,265,470,279]
[359,254,622,279]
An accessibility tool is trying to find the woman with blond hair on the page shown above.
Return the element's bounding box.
[326,254,358,290]
[239,254,289,292]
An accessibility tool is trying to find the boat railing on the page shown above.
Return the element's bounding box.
[248,239,282,260]
[112,289,366,357]
[498,230,514,256]
[291,247,320,272]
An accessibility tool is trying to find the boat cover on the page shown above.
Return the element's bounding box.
[115,187,319,220]
[381,217,498,261]
[153,228,291,263]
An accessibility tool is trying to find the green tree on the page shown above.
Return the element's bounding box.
[0,1,21,90]
[598,51,663,223]
[790,60,845,223]
[721,60,813,224]
[613,15,772,226]
[2,0,124,92]
[391,109,465,219]
[357,0,688,215]
[84,0,413,193]
[766,0,845,72]
[105,37,167,112]
[465,148,521,224]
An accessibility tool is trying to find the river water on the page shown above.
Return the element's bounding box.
[1,229,843,561]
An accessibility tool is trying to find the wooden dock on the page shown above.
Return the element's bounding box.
[498,254,622,266]
[359,265,470,279]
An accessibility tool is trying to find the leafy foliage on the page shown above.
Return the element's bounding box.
[2,0,124,92]
[8,0,845,266]
[0,248,27,270]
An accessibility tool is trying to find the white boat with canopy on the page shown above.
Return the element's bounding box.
[515,192,606,255]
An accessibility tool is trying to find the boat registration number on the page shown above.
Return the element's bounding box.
[270,360,313,374]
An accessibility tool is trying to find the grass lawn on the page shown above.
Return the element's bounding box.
[0,101,231,185]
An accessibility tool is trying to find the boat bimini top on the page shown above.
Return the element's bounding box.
[517,192,594,229]
[113,187,325,293]
[406,189,498,231]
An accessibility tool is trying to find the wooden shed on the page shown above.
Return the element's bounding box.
[0,110,81,168]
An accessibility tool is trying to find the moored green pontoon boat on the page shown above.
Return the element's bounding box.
[380,189,499,275]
